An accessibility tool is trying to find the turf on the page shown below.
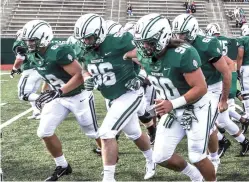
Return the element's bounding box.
[1,73,249,181]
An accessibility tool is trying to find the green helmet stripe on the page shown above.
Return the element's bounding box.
[180,15,193,32]
[28,22,49,38]
[108,23,118,34]
[141,15,161,39]
[144,17,162,38]
[81,15,98,38]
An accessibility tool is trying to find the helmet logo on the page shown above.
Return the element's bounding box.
[135,22,144,34]
[76,27,79,36]
[23,28,27,36]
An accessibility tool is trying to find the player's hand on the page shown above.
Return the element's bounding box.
[10,68,22,78]
[218,100,228,113]
[84,77,95,91]
[16,46,27,56]
[125,72,146,91]
[35,89,63,110]
[154,99,173,116]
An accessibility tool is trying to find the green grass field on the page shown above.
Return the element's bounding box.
[1,72,249,181]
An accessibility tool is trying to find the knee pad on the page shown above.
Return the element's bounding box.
[99,129,117,139]
[189,152,207,164]
[139,112,153,124]
[153,149,172,164]
[81,124,99,139]
[125,130,142,141]
[223,120,240,135]
[37,127,54,138]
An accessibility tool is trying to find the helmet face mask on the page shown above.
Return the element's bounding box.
[24,38,41,52]
[241,24,249,36]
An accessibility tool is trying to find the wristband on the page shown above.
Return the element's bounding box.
[170,96,187,109]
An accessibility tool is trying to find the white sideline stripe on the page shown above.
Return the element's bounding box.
[0,73,10,75]
[0,103,7,107]
[0,108,32,129]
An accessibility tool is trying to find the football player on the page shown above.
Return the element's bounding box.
[74,13,155,182]
[21,20,101,181]
[105,20,123,35]
[237,23,249,123]
[127,13,216,181]
[11,29,42,119]
[206,23,249,157]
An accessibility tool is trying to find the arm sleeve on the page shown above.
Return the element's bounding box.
[180,47,202,73]
[56,45,76,65]
[118,32,136,53]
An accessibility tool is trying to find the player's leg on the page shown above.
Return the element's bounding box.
[217,109,249,156]
[70,91,101,154]
[240,66,249,115]
[187,100,216,181]
[139,85,157,144]
[37,99,71,181]
[99,90,146,181]
[122,114,155,180]
[153,110,203,181]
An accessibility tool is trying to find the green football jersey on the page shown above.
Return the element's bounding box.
[27,43,84,97]
[217,35,238,60]
[83,32,136,100]
[229,72,237,99]
[192,35,222,85]
[137,43,202,100]
[237,36,249,65]
[12,40,32,71]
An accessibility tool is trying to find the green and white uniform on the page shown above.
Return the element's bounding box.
[193,35,240,136]
[138,44,211,164]
[237,36,249,115]
[83,32,145,140]
[27,43,98,139]
[13,40,42,117]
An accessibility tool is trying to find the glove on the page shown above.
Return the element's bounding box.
[10,68,22,78]
[35,89,63,110]
[125,73,146,91]
[15,46,27,56]
[84,77,95,91]
[181,106,198,130]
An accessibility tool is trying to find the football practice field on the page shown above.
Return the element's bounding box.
[1,72,249,181]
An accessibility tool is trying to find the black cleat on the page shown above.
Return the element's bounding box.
[218,137,231,158]
[240,138,249,156]
[45,164,72,181]
[92,147,102,156]
[241,118,249,134]
[147,125,156,145]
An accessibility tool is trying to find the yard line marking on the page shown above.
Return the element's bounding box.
[0,108,32,129]
[0,73,10,75]
[0,103,7,107]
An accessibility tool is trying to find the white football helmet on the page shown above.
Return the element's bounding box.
[123,21,137,35]
[16,29,23,41]
[241,23,249,36]
[134,13,172,57]
[198,28,206,36]
[172,14,199,41]
[66,35,78,45]
[205,23,221,36]
[22,20,53,52]
[74,13,107,49]
[105,20,123,35]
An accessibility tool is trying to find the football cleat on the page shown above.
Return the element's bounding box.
[144,161,156,180]
[218,137,231,158]
[240,138,249,156]
[45,164,72,181]
[241,118,249,134]
[92,148,102,156]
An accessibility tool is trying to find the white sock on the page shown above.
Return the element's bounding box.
[229,109,242,121]
[103,165,116,181]
[141,149,153,162]
[28,93,40,101]
[181,162,203,181]
[217,131,224,141]
[210,151,219,160]
[54,154,68,168]
[235,133,246,143]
